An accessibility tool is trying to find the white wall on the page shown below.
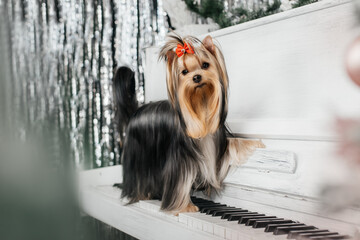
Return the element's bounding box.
[145,0,360,141]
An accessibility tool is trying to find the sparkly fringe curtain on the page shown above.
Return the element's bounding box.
[2,0,166,169]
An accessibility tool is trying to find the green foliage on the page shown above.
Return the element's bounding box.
[200,0,224,18]
[184,0,225,25]
[183,0,282,29]
[233,7,248,18]
[267,0,282,12]
[184,0,200,14]
[292,0,319,8]
[216,12,232,28]
[227,0,282,27]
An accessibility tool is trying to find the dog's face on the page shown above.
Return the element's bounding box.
[160,35,228,139]
[176,48,222,139]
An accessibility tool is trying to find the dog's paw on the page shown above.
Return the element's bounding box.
[250,139,266,149]
[174,203,199,216]
[227,138,265,165]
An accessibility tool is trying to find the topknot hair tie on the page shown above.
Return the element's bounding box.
[175,42,194,57]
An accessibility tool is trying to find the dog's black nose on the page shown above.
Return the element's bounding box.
[193,75,202,83]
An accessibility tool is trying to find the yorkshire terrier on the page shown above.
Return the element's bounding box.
[113,34,264,215]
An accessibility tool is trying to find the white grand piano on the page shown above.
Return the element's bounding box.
[79,0,360,239]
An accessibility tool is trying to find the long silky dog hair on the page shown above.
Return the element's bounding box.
[113,34,232,212]
[113,67,138,147]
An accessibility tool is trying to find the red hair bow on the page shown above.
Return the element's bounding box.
[175,42,194,57]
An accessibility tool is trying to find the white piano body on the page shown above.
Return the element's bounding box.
[79,0,360,239]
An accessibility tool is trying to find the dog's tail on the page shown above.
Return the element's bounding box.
[113,66,138,146]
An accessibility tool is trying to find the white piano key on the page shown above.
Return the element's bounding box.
[179,212,220,234]
[160,212,179,222]
[202,218,214,234]
[179,210,290,240]
[185,212,199,229]
[201,216,225,234]
[139,199,162,212]
[193,216,204,231]
[178,214,188,224]
[179,212,220,235]
[213,221,227,238]
[236,225,272,240]
[139,200,179,222]
[214,221,240,239]
[213,220,274,240]
[271,235,290,240]
[196,215,224,234]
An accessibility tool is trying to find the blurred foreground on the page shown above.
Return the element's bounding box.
[0,8,136,240]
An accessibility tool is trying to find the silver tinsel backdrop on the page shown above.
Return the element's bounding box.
[1,0,257,170]
[1,0,167,169]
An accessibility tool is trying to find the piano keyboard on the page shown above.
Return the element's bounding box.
[112,184,353,240]
[188,196,351,240]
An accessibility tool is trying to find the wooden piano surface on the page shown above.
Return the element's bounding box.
[80,0,360,239]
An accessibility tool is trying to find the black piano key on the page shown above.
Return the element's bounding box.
[274,225,316,235]
[189,197,351,239]
[296,232,339,240]
[113,183,123,189]
[222,211,258,219]
[195,202,220,207]
[239,215,277,224]
[195,202,222,206]
[296,231,339,240]
[193,199,217,204]
[287,229,329,239]
[198,204,227,213]
[224,212,259,220]
[265,223,305,232]
[227,213,264,221]
[205,206,236,214]
[192,199,213,204]
[212,208,248,216]
[198,205,226,213]
[198,204,226,211]
[308,235,351,239]
[252,219,293,228]
[194,203,215,207]
[190,197,212,203]
[190,196,201,201]
[247,217,283,226]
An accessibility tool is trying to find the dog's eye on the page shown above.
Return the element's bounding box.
[182,69,188,75]
[202,62,209,69]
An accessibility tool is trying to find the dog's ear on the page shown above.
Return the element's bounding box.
[203,35,229,121]
[166,50,176,66]
[202,35,216,56]
[165,50,177,105]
